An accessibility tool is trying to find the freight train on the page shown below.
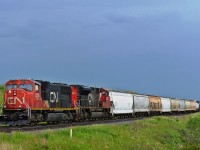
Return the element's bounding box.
[0,79,199,125]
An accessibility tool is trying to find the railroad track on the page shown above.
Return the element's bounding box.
[0,113,194,133]
[0,118,136,133]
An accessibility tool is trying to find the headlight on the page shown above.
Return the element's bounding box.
[13,90,17,96]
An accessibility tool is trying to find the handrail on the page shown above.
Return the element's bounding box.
[24,102,31,118]
[22,94,31,118]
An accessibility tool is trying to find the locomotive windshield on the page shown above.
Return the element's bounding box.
[6,83,33,92]
[5,84,17,90]
[19,84,33,92]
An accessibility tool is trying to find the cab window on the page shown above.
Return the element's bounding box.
[35,84,39,92]
[19,84,33,92]
[6,84,17,90]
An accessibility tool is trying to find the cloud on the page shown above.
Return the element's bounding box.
[104,5,182,24]
[0,0,200,99]
[0,24,36,39]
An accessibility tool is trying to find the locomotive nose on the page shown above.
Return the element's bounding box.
[4,89,25,109]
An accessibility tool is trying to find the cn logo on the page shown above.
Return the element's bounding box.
[50,92,58,103]
[7,97,24,104]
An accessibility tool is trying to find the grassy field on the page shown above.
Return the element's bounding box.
[0,113,199,150]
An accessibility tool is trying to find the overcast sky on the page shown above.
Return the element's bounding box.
[0,0,200,100]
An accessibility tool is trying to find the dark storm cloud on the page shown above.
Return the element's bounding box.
[0,0,200,100]
[0,25,36,39]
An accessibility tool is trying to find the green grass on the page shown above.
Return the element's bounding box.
[0,85,4,104]
[0,113,200,150]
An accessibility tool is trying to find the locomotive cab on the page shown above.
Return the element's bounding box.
[3,79,42,110]
[99,88,110,108]
[1,79,43,125]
